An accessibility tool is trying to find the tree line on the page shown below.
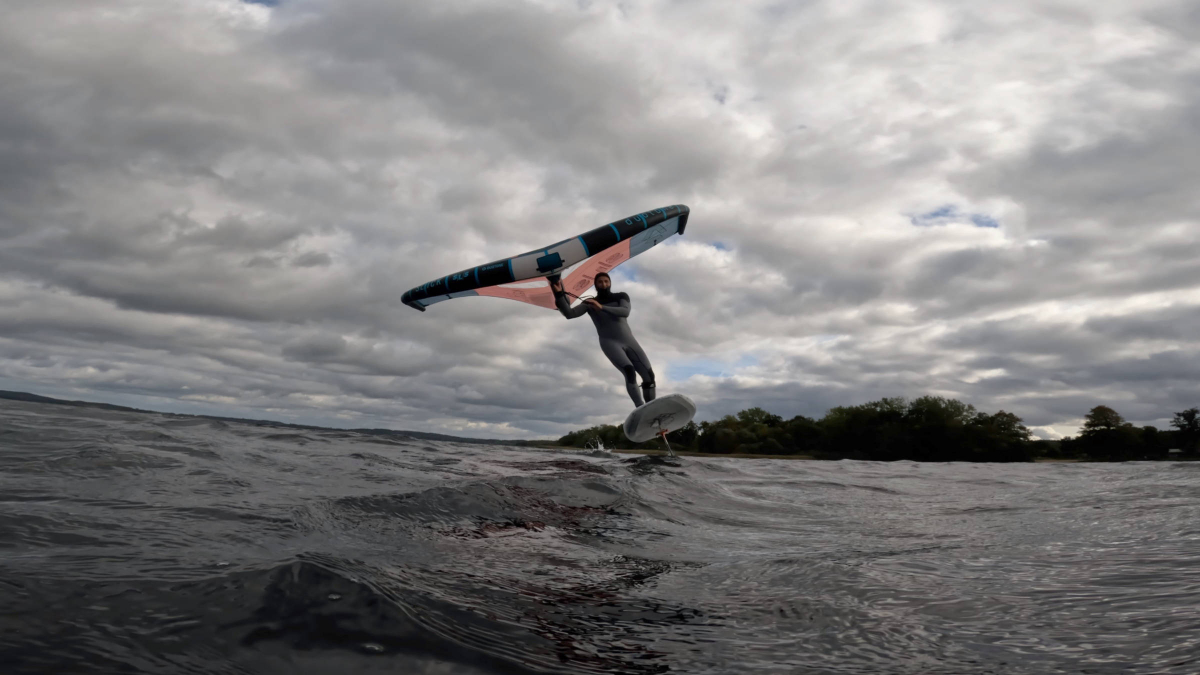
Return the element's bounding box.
[1050,406,1199,461]
[556,397,1200,462]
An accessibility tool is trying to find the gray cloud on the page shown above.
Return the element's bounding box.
[1,0,1198,439]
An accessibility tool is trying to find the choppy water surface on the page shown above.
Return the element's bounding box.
[2,399,1199,674]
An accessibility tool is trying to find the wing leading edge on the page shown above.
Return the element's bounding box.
[402,206,688,311]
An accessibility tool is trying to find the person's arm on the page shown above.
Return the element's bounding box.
[556,292,589,319]
[550,279,588,319]
[601,294,630,318]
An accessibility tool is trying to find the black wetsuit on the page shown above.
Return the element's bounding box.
[554,288,656,407]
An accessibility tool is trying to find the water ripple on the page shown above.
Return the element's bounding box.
[2,399,1199,674]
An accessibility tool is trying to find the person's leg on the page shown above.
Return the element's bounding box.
[600,339,644,406]
[623,342,656,403]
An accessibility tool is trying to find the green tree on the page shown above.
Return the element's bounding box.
[784,415,823,455]
[554,397,1047,462]
[1171,408,1199,454]
[737,407,784,427]
[973,410,1031,442]
[968,410,1033,462]
[902,396,979,461]
[736,427,760,452]
[1140,426,1165,459]
[712,428,739,454]
[820,397,907,460]
[1078,406,1140,460]
[907,396,977,425]
[697,416,741,454]
[1083,405,1125,433]
[673,421,700,449]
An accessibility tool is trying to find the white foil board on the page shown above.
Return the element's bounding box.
[623,393,697,443]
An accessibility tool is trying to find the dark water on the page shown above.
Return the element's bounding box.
[2,399,1198,674]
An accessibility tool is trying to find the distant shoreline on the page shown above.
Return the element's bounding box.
[612,448,818,460]
[604,450,1199,463]
[609,448,1093,462]
[0,389,541,447]
[4,390,1192,463]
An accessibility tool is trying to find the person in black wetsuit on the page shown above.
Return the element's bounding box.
[549,272,656,407]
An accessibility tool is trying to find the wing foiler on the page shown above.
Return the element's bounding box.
[401,205,689,311]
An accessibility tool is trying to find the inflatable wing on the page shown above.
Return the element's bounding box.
[401,205,689,311]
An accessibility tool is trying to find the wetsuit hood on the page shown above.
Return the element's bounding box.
[594,273,617,303]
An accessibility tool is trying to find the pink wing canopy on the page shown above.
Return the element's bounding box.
[474,239,634,309]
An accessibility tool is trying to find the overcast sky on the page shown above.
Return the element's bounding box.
[2,0,1198,439]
